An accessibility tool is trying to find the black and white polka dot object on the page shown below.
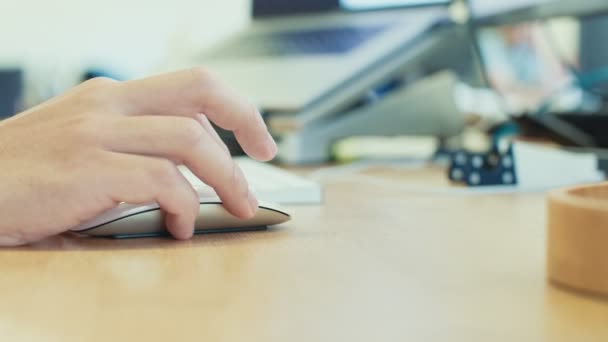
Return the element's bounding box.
[448,144,518,187]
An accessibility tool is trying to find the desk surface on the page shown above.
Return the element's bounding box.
[1,165,607,342]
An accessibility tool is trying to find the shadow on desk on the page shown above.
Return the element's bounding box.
[3,226,289,252]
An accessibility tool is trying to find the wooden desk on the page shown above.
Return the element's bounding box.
[1,166,607,341]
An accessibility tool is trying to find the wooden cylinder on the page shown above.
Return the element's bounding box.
[547,183,608,296]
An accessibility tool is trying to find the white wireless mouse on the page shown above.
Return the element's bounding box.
[71,193,291,239]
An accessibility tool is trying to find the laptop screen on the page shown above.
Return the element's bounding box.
[253,0,450,18]
[252,0,338,17]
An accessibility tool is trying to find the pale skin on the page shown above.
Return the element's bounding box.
[0,68,277,246]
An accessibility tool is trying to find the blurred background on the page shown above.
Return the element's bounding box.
[2,0,608,178]
[0,0,249,107]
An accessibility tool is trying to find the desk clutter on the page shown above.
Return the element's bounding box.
[448,141,605,191]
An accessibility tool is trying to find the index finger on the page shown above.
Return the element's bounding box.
[116,68,277,161]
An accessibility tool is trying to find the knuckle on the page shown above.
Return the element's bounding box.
[187,67,217,112]
[178,118,205,146]
[74,77,119,108]
[189,67,215,85]
[149,159,178,186]
[82,76,118,89]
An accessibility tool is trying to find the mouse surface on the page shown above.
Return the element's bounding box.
[71,194,291,239]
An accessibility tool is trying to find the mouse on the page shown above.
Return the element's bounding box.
[70,192,291,239]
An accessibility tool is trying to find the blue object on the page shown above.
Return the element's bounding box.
[448,144,518,187]
[0,69,23,119]
[211,25,387,58]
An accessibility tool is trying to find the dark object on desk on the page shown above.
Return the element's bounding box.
[449,144,517,187]
[513,113,608,148]
[0,69,23,119]
[499,113,608,173]
[552,114,608,147]
[513,114,598,148]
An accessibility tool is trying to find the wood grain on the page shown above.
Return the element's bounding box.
[0,166,607,342]
[548,183,608,296]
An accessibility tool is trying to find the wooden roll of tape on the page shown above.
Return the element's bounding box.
[548,183,608,296]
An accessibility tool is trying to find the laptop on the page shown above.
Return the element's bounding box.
[200,0,452,113]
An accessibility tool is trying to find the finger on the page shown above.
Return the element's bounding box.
[99,152,200,240]
[99,115,258,219]
[195,113,230,155]
[116,68,277,161]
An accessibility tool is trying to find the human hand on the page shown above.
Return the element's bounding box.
[0,68,277,246]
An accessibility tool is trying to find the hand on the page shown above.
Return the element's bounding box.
[0,68,277,246]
